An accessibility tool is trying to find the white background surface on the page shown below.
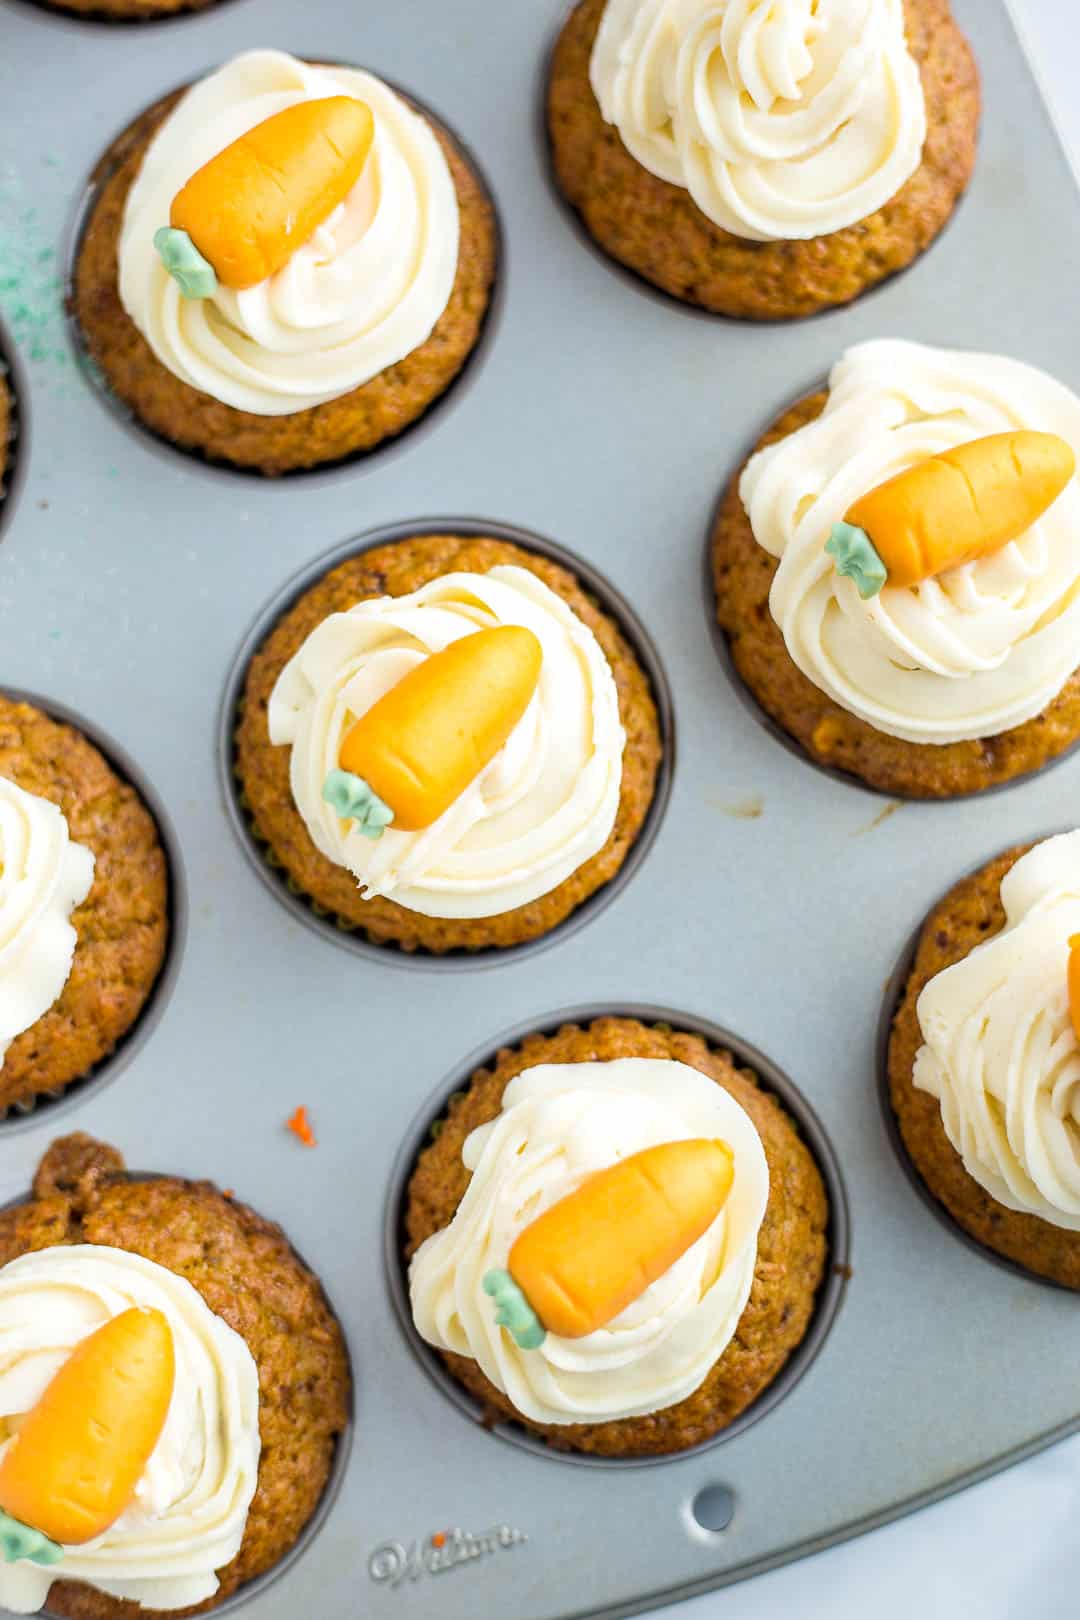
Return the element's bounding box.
[657,5,1080,1618]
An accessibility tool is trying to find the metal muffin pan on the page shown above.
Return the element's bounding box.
[0,318,28,545]
[0,0,1079,1615]
[219,516,675,969]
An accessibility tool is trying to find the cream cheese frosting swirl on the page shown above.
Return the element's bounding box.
[739,340,1080,745]
[914,833,1080,1230]
[409,1058,769,1424]
[0,1244,260,1615]
[590,0,926,241]
[268,566,625,919]
[119,50,460,415]
[0,781,94,1070]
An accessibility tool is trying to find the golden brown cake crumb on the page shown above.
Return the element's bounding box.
[888,846,1080,1289]
[235,534,664,953]
[405,1017,829,1457]
[711,396,1080,797]
[0,1134,351,1618]
[73,82,497,475]
[0,698,170,1116]
[547,0,979,319]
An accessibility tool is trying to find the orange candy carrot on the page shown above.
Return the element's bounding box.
[504,1139,735,1341]
[1067,936,1080,1044]
[826,430,1076,598]
[168,96,375,291]
[328,626,543,836]
[0,1308,175,1546]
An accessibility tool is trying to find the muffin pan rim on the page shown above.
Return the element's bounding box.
[381,1000,851,1470]
[0,686,189,1135]
[216,516,676,973]
[875,829,1078,1293]
[61,67,506,483]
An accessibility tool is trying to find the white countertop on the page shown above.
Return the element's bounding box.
[659,6,1080,1617]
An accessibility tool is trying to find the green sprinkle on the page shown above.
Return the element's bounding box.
[322,769,394,840]
[825,522,889,599]
[483,1269,546,1350]
[153,227,218,300]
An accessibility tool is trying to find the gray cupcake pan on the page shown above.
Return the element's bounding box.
[1,0,1079,1616]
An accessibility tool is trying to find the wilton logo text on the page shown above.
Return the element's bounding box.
[368,1525,527,1589]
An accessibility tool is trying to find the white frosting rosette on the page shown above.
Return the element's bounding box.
[409,1058,769,1424]
[739,340,1080,745]
[0,781,94,1070]
[267,565,626,920]
[0,1245,260,1614]
[119,50,459,415]
[590,0,926,241]
[914,833,1080,1229]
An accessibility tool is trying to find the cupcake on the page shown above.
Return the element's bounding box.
[547,0,978,319]
[0,698,169,1118]
[713,340,1080,797]
[0,1133,350,1614]
[235,533,663,954]
[38,0,217,19]
[73,50,497,474]
[889,833,1080,1288]
[406,1017,829,1457]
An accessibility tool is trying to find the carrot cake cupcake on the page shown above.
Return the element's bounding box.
[0,698,169,1118]
[889,833,1080,1288]
[73,50,497,474]
[235,533,663,954]
[40,0,217,19]
[0,1132,350,1614]
[547,0,978,319]
[406,1018,828,1457]
[713,339,1080,797]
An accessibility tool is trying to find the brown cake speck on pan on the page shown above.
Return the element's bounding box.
[711,395,1080,798]
[888,844,1080,1290]
[72,81,497,475]
[405,1017,829,1458]
[547,0,979,320]
[235,534,664,954]
[0,698,170,1117]
[0,1134,352,1618]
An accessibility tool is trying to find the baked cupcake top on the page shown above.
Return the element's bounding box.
[914,833,1080,1231]
[589,0,926,242]
[0,781,94,1070]
[740,340,1080,746]
[0,1244,260,1614]
[409,1057,769,1424]
[268,565,625,919]
[120,50,459,415]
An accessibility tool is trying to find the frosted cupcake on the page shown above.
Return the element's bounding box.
[406,1017,829,1457]
[547,0,979,318]
[713,340,1080,796]
[889,833,1080,1287]
[0,697,169,1118]
[0,1133,350,1615]
[73,50,497,474]
[234,533,663,954]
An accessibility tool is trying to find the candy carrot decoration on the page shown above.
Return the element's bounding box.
[155,96,375,298]
[825,431,1076,599]
[323,626,543,838]
[0,1307,175,1548]
[1067,936,1080,1044]
[484,1139,735,1347]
